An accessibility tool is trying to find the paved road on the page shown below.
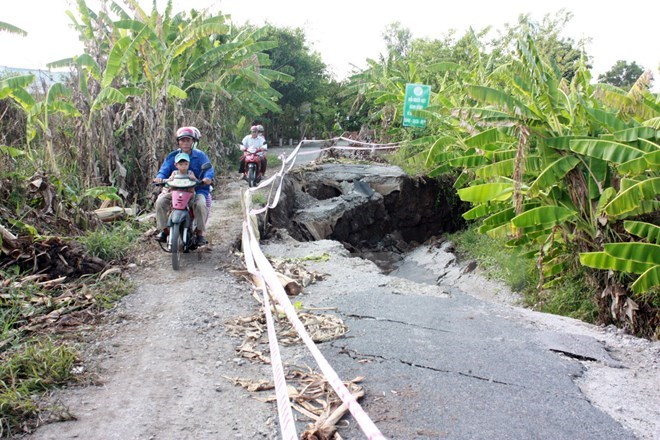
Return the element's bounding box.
[262,238,644,440]
[267,141,327,168]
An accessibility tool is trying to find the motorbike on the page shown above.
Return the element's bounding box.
[155,162,211,270]
[242,145,265,187]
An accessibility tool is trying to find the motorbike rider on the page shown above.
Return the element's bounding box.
[256,125,268,173]
[153,126,214,245]
[239,125,267,176]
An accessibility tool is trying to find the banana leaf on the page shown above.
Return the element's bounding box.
[448,155,489,168]
[612,126,657,142]
[631,266,660,294]
[579,252,654,274]
[604,242,660,265]
[604,177,660,218]
[462,202,506,220]
[467,85,539,120]
[624,221,660,244]
[570,139,645,164]
[457,182,513,203]
[528,156,580,195]
[617,151,657,175]
[511,206,577,228]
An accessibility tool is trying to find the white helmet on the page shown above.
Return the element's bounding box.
[176,126,200,141]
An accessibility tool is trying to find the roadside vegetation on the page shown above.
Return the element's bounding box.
[346,13,659,338]
[0,0,657,434]
[450,225,599,322]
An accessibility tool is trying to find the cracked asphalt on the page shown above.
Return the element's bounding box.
[262,235,645,440]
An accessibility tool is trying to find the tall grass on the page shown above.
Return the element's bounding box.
[449,225,536,293]
[449,225,598,321]
[78,221,144,261]
[0,339,77,437]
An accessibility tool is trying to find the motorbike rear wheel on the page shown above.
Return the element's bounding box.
[247,165,257,187]
[171,224,183,270]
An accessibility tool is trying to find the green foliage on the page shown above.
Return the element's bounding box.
[346,18,658,332]
[282,253,332,264]
[0,339,77,436]
[83,186,122,203]
[257,25,338,141]
[450,225,536,293]
[598,60,647,90]
[492,9,590,81]
[265,151,282,170]
[92,275,135,310]
[78,221,143,261]
[251,192,267,206]
[0,21,27,36]
[532,275,599,322]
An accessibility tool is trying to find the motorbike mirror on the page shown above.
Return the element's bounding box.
[201,162,212,172]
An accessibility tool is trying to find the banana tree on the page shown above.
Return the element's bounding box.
[0,75,81,174]
[48,0,290,199]
[423,35,659,332]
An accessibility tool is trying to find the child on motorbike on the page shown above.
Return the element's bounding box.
[154,127,214,245]
[167,152,197,191]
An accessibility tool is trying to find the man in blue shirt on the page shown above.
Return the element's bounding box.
[153,126,214,245]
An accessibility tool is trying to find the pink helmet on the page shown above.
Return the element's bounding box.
[250,125,259,132]
[176,126,200,141]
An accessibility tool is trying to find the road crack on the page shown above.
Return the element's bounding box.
[344,313,451,333]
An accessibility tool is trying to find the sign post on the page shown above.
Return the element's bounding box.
[402,83,431,128]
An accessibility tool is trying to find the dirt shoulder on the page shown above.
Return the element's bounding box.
[27,179,280,440]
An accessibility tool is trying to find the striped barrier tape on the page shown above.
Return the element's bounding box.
[243,216,386,439]
[239,135,400,438]
[241,224,298,440]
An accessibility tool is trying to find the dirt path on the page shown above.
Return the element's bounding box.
[28,179,280,440]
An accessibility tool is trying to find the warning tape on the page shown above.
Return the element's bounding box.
[239,135,397,438]
[242,224,298,440]
[243,216,386,439]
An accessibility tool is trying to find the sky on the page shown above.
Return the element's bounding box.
[1,0,658,86]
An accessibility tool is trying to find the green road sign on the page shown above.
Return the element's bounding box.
[403,83,431,127]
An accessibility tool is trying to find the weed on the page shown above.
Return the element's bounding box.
[266,152,282,170]
[449,225,536,293]
[531,276,599,323]
[251,193,267,206]
[277,253,332,264]
[78,221,143,261]
[0,339,77,436]
[91,275,135,310]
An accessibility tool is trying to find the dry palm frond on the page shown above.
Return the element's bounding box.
[224,376,274,392]
[270,259,327,288]
[279,313,348,346]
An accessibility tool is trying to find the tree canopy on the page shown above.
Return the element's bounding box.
[598,60,648,89]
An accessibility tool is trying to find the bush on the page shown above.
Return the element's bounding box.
[79,221,143,261]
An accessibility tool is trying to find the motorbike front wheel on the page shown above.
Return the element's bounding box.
[171,224,183,270]
[247,165,257,188]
